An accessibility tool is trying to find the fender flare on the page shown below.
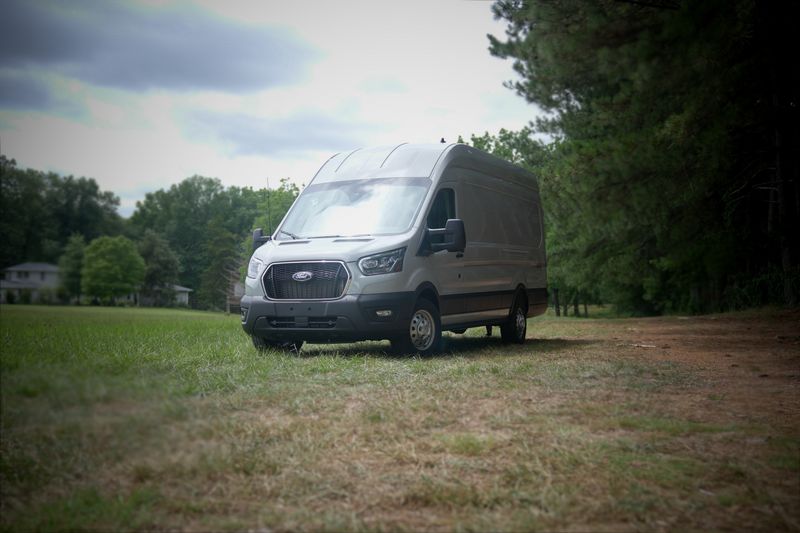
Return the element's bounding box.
[413,282,440,310]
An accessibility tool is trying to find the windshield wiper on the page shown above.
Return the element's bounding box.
[305,233,373,239]
[279,229,301,240]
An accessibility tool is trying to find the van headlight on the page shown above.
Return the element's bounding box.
[358,247,406,276]
[247,257,263,278]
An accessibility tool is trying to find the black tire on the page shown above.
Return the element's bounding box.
[251,335,303,353]
[391,298,442,356]
[501,293,527,344]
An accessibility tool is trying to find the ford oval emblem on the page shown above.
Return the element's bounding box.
[292,271,314,282]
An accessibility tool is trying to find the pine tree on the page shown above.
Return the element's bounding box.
[487,0,799,312]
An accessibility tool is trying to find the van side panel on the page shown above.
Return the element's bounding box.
[433,165,547,326]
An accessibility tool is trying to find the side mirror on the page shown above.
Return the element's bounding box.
[426,218,466,254]
[252,228,271,251]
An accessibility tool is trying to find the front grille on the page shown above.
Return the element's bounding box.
[263,261,349,300]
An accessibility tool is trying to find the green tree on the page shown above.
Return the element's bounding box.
[130,176,260,305]
[58,234,86,303]
[469,127,548,170]
[241,178,300,256]
[251,178,301,236]
[138,230,180,307]
[45,175,122,245]
[129,175,300,309]
[0,159,122,267]
[197,221,240,310]
[0,162,53,267]
[238,178,301,280]
[488,0,799,312]
[81,236,145,304]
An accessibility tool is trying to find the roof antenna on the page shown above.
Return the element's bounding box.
[266,177,272,235]
[440,137,446,143]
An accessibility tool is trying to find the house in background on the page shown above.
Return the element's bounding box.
[138,284,193,307]
[0,263,60,303]
[227,281,245,314]
[1,263,192,306]
[172,285,192,306]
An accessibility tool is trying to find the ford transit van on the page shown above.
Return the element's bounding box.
[240,143,547,355]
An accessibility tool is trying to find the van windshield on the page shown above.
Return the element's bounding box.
[277,177,431,239]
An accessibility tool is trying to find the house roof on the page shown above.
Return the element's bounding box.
[0,279,43,290]
[173,284,192,293]
[4,262,60,272]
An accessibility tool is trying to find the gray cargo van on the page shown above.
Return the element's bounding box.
[240,143,547,354]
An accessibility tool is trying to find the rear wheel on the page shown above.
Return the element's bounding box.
[391,298,441,356]
[501,293,527,344]
[251,335,303,353]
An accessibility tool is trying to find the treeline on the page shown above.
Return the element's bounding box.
[472,0,798,314]
[129,175,297,308]
[0,155,123,265]
[0,155,298,309]
[4,0,797,315]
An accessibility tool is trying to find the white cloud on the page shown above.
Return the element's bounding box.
[0,0,543,217]
[0,0,317,92]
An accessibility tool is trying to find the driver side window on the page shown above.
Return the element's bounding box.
[427,188,455,244]
[427,188,455,229]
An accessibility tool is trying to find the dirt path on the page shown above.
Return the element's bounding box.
[567,308,800,430]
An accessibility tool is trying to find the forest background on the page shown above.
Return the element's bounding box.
[1,0,797,314]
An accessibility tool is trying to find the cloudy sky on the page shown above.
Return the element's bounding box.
[0,0,541,216]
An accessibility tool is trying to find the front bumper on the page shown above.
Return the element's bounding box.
[240,292,416,343]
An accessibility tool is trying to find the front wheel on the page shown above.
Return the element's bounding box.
[501,295,527,344]
[251,335,303,353]
[391,298,442,356]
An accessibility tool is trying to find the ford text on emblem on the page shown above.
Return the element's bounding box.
[292,271,314,282]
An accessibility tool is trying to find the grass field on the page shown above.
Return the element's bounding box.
[1,305,798,531]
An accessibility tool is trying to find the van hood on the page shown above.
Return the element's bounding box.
[252,235,413,265]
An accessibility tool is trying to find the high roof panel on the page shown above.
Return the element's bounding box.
[312,143,451,183]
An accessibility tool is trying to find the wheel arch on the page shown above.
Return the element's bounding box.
[414,282,440,310]
[514,283,529,314]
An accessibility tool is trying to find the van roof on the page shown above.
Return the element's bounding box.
[311,143,538,190]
